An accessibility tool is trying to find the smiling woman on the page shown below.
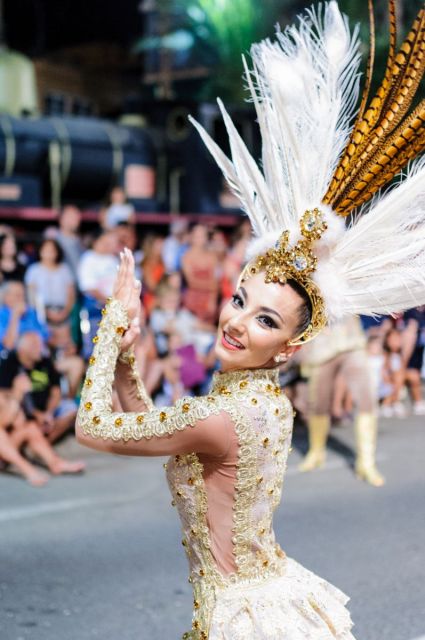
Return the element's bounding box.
[75,0,425,638]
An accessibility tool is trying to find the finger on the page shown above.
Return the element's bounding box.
[119,251,130,300]
[120,332,138,352]
[126,247,135,274]
[113,253,126,294]
[120,318,140,350]
[123,248,136,286]
[122,250,130,282]
[130,280,142,313]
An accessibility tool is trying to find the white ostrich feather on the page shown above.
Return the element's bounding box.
[189,0,361,236]
[316,156,425,321]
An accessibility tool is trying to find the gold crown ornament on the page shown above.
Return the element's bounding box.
[239,209,328,346]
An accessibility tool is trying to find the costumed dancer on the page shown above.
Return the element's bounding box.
[299,316,384,486]
[76,1,425,638]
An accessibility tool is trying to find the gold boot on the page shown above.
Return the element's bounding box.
[354,412,385,487]
[299,415,330,472]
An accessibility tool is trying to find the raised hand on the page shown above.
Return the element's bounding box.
[112,248,142,352]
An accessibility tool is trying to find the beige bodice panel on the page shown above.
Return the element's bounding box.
[77,299,294,640]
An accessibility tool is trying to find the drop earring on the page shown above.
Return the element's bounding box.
[274,354,287,364]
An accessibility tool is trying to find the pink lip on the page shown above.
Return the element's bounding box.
[221,331,245,351]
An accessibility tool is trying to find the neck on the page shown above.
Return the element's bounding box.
[211,366,280,394]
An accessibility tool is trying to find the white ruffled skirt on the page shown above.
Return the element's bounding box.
[209,557,355,639]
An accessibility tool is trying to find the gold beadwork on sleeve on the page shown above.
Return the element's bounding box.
[77,299,222,442]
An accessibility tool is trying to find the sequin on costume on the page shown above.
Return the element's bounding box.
[78,299,355,639]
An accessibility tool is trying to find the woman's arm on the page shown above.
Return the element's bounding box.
[75,298,231,458]
[114,348,154,412]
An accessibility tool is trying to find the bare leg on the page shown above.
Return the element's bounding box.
[0,399,48,486]
[0,428,49,486]
[406,368,422,403]
[55,355,85,397]
[332,372,348,420]
[386,369,406,405]
[299,357,337,471]
[11,414,85,475]
[342,351,384,486]
[46,411,77,444]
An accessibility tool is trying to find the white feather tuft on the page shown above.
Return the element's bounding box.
[246,232,281,262]
[320,156,425,319]
[189,2,361,240]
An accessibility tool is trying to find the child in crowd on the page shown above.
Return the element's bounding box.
[149,281,216,403]
[379,329,407,417]
[149,280,216,358]
[102,186,135,229]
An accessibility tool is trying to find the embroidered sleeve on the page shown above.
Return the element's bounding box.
[116,346,154,412]
[76,299,227,456]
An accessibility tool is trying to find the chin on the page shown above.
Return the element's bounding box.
[215,338,261,372]
[214,337,243,370]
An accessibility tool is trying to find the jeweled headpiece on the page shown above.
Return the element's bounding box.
[190,0,425,344]
[239,208,328,345]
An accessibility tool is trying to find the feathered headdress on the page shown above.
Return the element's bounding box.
[189,0,425,345]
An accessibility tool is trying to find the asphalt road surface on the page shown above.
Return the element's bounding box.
[1,414,424,640]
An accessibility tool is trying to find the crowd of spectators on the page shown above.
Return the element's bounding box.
[0,191,424,486]
[364,310,425,418]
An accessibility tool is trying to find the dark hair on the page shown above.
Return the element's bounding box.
[286,279,313,339]
[38,238,64,265]
[0,233,16,259]
[383,328,401,354]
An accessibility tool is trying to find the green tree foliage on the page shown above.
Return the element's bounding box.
[136,0,424,105]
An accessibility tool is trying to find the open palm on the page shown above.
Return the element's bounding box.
[112,248,142,351]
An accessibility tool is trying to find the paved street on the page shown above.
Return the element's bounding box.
[1,415,424,640]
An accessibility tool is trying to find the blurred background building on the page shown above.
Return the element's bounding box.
[0,0,419,227]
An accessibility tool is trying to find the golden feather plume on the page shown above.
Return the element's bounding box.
[336,104,425,213]
[323,1,425,215]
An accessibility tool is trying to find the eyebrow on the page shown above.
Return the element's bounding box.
[239,286,285,325]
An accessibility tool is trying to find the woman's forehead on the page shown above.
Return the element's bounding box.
[241,273,300,312]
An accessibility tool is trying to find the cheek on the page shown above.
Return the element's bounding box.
[248,324,285,352]
[241,317,290,355]
[218,300,233,327]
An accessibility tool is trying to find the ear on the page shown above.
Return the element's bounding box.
[278,344,301,361]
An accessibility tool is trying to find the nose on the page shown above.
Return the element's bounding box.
[226,313,245,338]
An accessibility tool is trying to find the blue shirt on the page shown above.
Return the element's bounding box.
[0,306,50,349]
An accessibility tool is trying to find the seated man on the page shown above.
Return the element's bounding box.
[0,280,49,350]
[0,375,84,487]
[0,332,79,443]
[0,280,84,399]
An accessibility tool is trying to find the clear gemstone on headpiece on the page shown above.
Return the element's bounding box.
[293,255,308,271]
[300,207,327,241]
[304,213,317,230]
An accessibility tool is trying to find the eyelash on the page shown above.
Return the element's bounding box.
[231,294,277,329]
